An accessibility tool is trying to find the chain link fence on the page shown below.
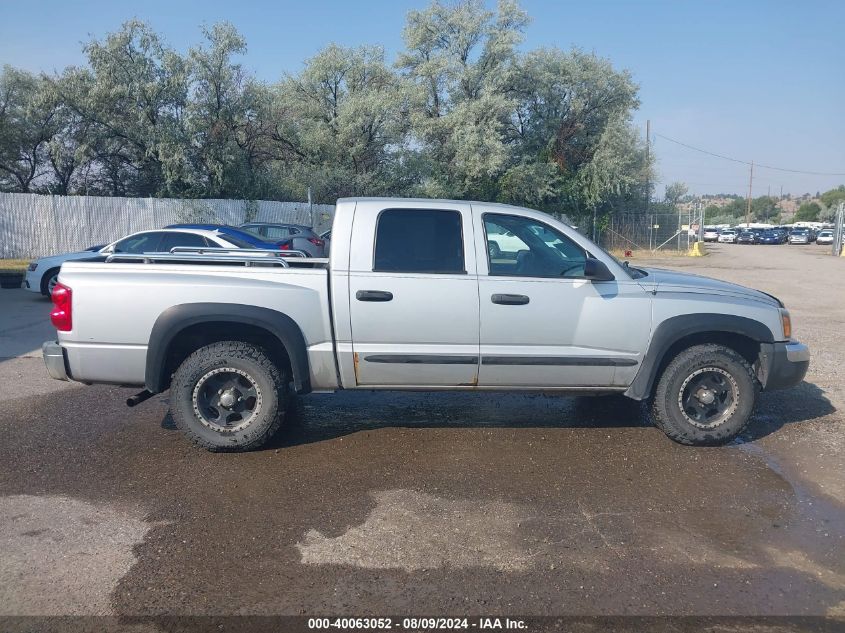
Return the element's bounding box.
[0,193,335,259]
[598,210,703,254]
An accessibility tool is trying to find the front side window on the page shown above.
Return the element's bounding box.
[484,213,587,278]
[374,209,465,273]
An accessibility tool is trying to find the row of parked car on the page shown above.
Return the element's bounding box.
[23,222,331,296]
[703,226,841,246]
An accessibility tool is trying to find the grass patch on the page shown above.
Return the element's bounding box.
[0,259,29,273]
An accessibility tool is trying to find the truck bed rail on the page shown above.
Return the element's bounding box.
[102,247,328,268]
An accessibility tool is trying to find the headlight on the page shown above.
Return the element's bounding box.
[779,308,792,340]
[27,262,38,271]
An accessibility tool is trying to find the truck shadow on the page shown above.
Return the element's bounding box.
[225,380,835,450]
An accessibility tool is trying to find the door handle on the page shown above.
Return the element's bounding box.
[491,293,529,305]
[356,290,394,302]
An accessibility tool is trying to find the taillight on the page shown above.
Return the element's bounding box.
[50,283,72,331]
[307,237,325,247]
[278,242,292,250]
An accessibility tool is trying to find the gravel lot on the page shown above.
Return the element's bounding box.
[0,243,843,630]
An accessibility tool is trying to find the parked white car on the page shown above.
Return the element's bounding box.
[815,230,834,245]
[703,228,720,242]
[718,229,738,243]
[23,228,251,296]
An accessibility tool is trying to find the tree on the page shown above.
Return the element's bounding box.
[0,66,58,192]
[0,2,651,210]
[820,185,845,210]
[795,202,821,222]
[399,0,530,198]
[55,20,190,196]
[187,22,270,199]
[269,43,410,201]
[664,181,688,207]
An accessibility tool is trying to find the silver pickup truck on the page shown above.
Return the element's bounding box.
[42,197,809,451]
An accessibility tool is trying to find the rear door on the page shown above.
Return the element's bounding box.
[348,200,480,386]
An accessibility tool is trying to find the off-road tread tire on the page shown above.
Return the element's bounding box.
[171,341,287,452]
[651,343,759,446]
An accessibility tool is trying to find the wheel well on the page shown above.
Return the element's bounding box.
[40,267,60,295]
[161,322,292,391]
[653,331,760,395]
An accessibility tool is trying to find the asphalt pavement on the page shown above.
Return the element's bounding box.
[0,244,843,630]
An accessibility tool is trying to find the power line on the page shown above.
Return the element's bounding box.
[654,133,845,177]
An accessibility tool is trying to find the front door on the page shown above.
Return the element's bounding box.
[348,203,480,386]
[476,210,650,388]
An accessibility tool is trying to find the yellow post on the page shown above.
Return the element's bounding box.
[689,241,707,257]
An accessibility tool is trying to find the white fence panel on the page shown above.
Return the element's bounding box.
[0,193,335,258]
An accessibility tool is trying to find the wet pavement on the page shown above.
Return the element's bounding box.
[0,244,843,627]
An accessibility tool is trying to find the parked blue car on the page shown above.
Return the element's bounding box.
[758,230,782,245]
[165,224,292,251]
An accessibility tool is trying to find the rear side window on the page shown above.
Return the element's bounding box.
[158,232,209,252]
[374,209,465,274]
[217,232,258,248]
[112,232,165,254]
[264,226,293,238]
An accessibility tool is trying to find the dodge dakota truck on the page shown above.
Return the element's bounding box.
[42,197,809,451]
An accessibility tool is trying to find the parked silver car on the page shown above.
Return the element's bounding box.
[240,223,327,257]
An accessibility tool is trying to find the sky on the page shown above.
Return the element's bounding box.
[1,0,844,198]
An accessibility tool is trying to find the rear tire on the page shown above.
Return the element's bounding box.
[170,341,288,452]
[651,344,758,446]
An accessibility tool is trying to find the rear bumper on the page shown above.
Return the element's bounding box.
[42,341,69,381]
[761,341,809,391]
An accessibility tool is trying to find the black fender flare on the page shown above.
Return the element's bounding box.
[624,313,775,400]
[145,303,311,394]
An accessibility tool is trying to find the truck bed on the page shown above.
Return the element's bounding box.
[56,256,337,389]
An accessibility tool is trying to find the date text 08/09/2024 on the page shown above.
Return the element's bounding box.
[307,617,528,630]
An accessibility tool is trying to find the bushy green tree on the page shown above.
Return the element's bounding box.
[795,201,821,221]
[0,1,652,214]
[820,185,845,210]
[0,66,58,192]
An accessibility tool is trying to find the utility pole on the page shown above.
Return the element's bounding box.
[307,186,314,228]
[645,120,650,214]
[745,160,754,227]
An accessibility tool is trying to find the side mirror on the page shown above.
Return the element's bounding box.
[584,257,615,282]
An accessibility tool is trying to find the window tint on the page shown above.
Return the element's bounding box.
[217,232,255,249]
[264,226,292,238]
[374,209,464,273]
[484,213,586,278]
[112,232,164,254]
[158,232,209,252]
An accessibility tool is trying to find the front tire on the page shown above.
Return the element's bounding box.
[171,341,288,452]
[651,344,758,446]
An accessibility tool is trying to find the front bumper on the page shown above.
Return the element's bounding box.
[760,341,809,391]
[42,341,69,381]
